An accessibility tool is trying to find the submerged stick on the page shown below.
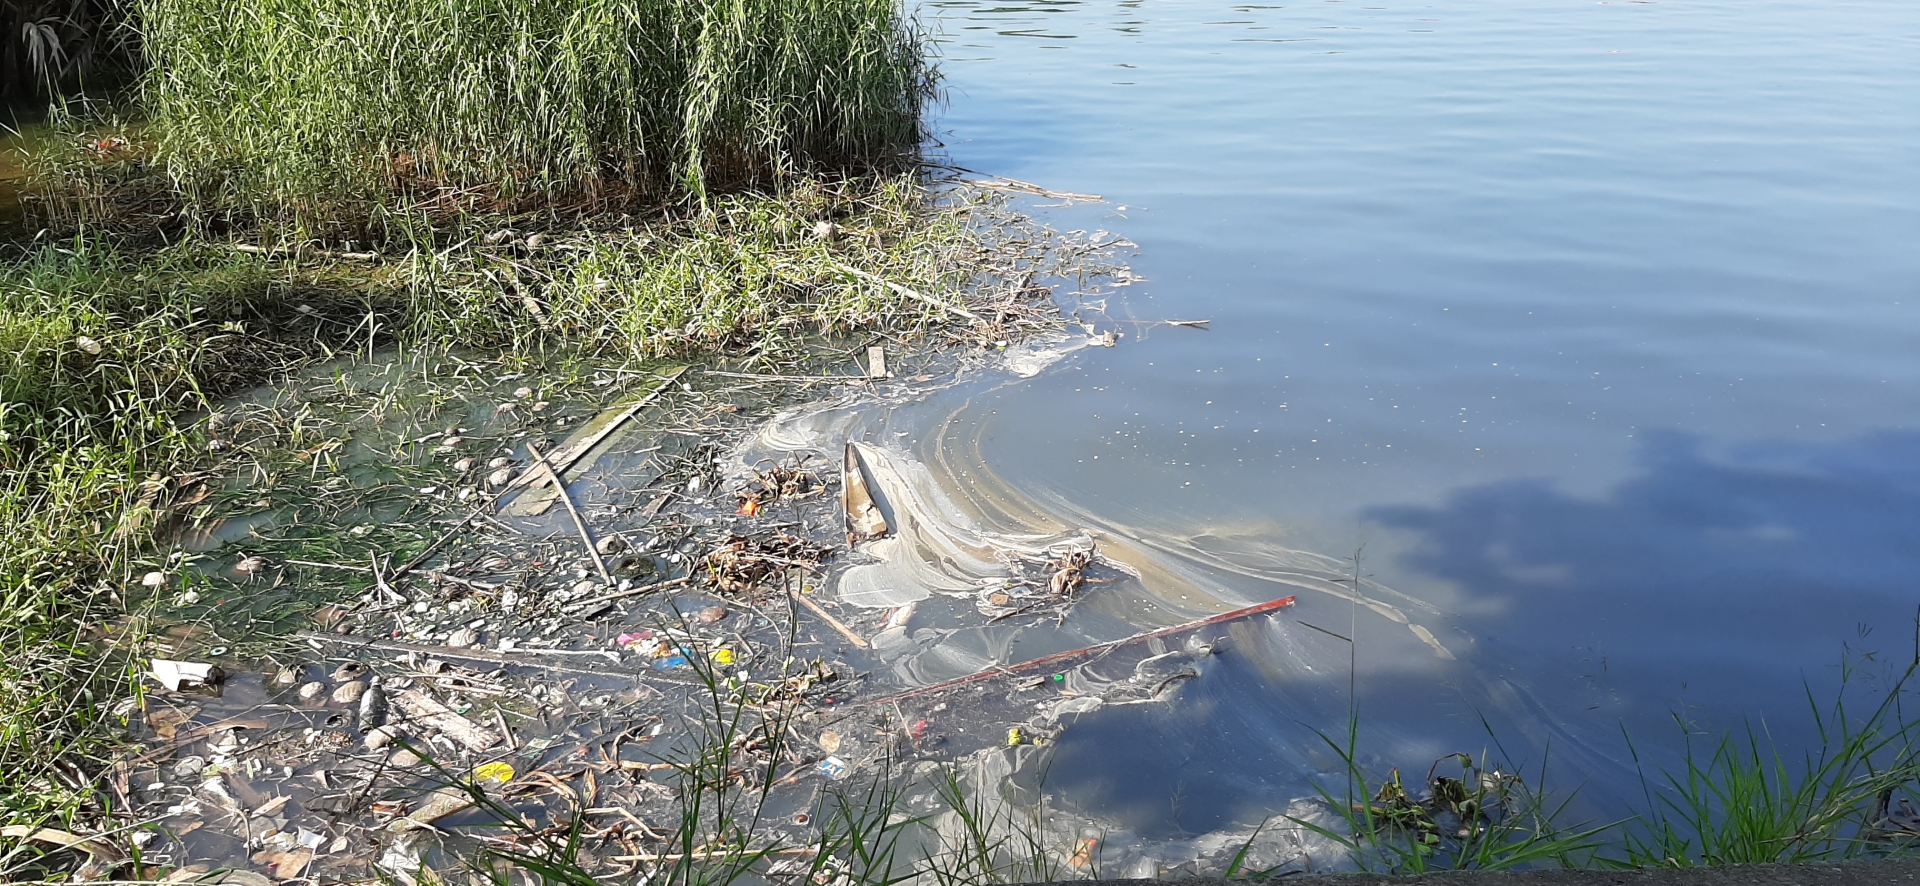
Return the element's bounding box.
[507,366,687,495]
[527,441,614,585]
[861,594,1297,706]
[793,592,870,649]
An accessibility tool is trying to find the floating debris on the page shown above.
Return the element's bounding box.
[149,659,224,693]
[841,441,890,543]
[704,532,831,595]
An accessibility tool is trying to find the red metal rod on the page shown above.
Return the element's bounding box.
[861,595,1297,706]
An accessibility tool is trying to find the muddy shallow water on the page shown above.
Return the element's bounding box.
[101,0,1920,877]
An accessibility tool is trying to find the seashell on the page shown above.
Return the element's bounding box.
[696,606,728,626]
[513,386,533,399]
[487,467,515,487]
[363,724,402,749]
[447,627,479,648]
[595,535,626,555]
[488,457,511,469]
[452,457,475,472]
[272,665,300,686]
[330,662,366,681]
[297,681,327,701]
[331,680,367,704]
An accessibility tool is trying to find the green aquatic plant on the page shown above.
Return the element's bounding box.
[1285,717,1608,874]
[1621,639,1920,867]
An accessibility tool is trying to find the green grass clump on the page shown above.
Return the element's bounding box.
[1621,654,1920,867]
[0,239,396,824]
[403,177,987,361]
[137,0,933,231]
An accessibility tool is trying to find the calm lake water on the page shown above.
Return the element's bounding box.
[907,0,1920,838]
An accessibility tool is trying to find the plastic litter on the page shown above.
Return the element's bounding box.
[148,659,224,693]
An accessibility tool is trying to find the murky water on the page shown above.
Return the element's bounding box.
[888,0,1920,836]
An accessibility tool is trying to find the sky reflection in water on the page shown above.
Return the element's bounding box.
[904,0,1920,833]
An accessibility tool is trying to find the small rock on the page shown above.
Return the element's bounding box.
[513,386,533,399]
[297,681,327,702]
[359,683,388,729]
[595,536,626,555]
[696,606,728,626]
[331,680,368,705]
[389,748,423,768]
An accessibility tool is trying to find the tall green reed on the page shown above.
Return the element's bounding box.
[136,0,933,234]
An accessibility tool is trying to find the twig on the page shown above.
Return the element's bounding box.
[370,552,401,605]
[527,441,614,585]
[792,593,870,649]
[390,510,486,581]
[833,262,981,322]
[230,242,381,261]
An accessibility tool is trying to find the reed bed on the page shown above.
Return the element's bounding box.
[137,0,933,233]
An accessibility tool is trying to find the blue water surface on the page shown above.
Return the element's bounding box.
[918,0,1920,835]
